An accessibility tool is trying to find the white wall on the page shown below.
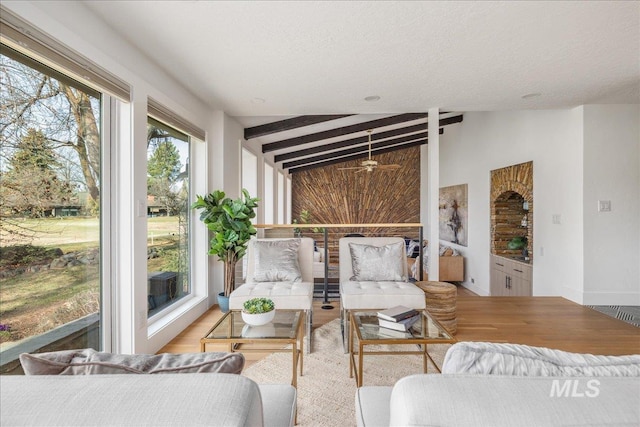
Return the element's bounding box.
[439,109,585,300]
[440,106,640,305]
[583,105,640,305]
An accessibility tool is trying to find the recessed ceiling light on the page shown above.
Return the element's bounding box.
[251,97,266,104]
[521,93,541,99]
[364,95,381,102]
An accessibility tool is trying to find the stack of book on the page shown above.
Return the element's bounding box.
[377,305,420,331]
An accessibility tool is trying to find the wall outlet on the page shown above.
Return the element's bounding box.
[552,214,561,224]
[540,246,544,256]
[471,278,475,284]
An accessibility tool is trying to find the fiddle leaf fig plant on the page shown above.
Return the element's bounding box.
[192,189,259,297]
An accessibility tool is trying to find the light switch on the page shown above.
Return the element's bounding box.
[598,200,611,212]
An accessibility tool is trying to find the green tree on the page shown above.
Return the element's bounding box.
[147,140,181,181]
[0,128,72,217]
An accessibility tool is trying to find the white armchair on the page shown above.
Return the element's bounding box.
[339,237,426,350]
[230,237,315,352]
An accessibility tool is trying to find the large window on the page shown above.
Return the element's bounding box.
[277,171,285,224]
[241,148,258,224]
[264,163,274,224]
[146,119,190,317]
[0,47,103,371]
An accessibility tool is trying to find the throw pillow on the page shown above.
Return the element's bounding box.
[253,238,302,282]
[20,348,245,375]
[349,241,406,281]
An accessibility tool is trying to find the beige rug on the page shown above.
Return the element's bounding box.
[243,318,450,427]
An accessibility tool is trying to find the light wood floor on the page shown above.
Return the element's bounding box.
[160,286,640,368]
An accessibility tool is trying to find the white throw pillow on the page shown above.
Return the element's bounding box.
[253,239,302,282]
[349,242,406,281]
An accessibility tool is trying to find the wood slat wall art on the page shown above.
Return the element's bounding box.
[292,146,421,262]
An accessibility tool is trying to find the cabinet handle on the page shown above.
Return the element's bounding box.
[514,269,523,273]
[496,263,504,267]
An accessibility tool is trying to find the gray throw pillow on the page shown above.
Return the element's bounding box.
[252,239,302,282]
[349,242,406,281]
[20,348,245,375]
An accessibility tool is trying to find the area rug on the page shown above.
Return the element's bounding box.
[242,318,450,427]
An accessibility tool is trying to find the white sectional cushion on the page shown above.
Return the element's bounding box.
[355,386,393,427]
[230,281,313,310]
[1,373,268,426]
[259,384,297,427]
[348,242,406,281]
[442,342,640,376]
[340,280,426,310]
[388,374,640,427]
[253,239,302,282]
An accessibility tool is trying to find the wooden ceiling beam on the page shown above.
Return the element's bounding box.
[244,115,354,140]
[288,137,430,174]
[287,129,443,173]
[275,123,425,163]
[274,114,462,163]
[282,130,429,169]
[262,113,428,153]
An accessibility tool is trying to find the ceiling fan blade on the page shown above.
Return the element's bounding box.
[377,164,401,170]
[338,166,365,170]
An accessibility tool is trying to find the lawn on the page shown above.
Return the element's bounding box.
[3,215,182,247]
[0,215,184,344]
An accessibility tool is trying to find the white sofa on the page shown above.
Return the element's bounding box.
[356,374,640,426]
[1,373,296,426]
[355,342,640,426]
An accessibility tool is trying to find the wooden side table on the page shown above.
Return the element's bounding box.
[415,281,457,335]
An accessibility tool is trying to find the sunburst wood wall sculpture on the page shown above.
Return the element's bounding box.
[291,146,421,261]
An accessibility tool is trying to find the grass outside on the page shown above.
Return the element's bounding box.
[3,216,181,247]
[0,216,183,345]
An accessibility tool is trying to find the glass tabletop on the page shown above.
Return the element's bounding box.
[204,310,301,340]
[352,311,454,342]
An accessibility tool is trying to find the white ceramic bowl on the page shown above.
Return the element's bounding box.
[241,310,275,326]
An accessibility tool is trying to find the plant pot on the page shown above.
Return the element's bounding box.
[241,323,276,338]
[217,292,230,313]
[241,310,275,326]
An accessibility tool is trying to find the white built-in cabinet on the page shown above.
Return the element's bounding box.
[490,255,532,296]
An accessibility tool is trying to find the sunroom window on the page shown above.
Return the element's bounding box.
[0,46,104,372]
[146,118,191,317]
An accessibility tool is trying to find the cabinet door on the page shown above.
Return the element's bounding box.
[510,277,532,296]
[491,269,509,296]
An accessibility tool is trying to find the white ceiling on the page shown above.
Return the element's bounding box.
[81,0,639,122]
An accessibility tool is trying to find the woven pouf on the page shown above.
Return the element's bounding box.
[415,281,457,335]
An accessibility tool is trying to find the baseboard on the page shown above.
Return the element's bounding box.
[459,281,488,296]
[582,291,640,306]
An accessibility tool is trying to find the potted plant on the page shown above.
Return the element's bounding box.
[242,297,275,326]
[192,189,259,312]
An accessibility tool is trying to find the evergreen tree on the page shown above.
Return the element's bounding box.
[1,128,72,217]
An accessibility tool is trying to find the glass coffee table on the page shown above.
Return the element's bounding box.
[349,310,457,386]
[201,309,304,388]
